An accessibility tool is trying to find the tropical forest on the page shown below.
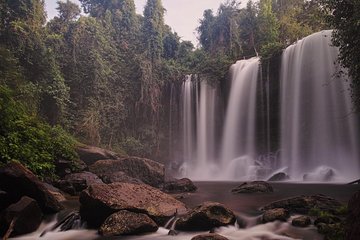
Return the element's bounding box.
[0,0,360,239]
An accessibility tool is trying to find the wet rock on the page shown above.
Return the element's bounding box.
[175,202,236,231]
[162,178,197,193]
[317,222,343,235]
[292,216,311,227]
[43,183,66,202]
[56,172,104,196]
[303,167,335,182]
[231,181,273,193]
[262,195,342,214]
[0,196,43,237]
[0,162,63,213]
[191,233,229,240]
[314,215,341,226]
[55,179,82,196]
[262,208,289,223]
[55,158,88,178]
[267,172,290,182]
[65,172,103,190]
[89,157,165,187]
[347,190,360,240]
[99,210,158,236]
[100,171,143,184]
[76,145,120,165]
[80,182,186,227]
[41,211,82,237]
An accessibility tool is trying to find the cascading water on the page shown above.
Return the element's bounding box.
[280,30,360,181]
[220,57,260,180]
[179,58,260,180]
[180,75,218,179]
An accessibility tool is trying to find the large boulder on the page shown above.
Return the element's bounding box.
[262,208,289,223]
[0,162,63,213]
[162,178,197,193]
[80,182,187,227]
[76,145,119,165]
[0,190,11,212]
[65,172,103,189]
[175,202,236,231]
[43,183,66,202]
[89,157,165,187]
[303,167,336,182]
[191,233,229,240]
[267,172,290,182]
[99,210,158,236]
[0,196,43,238]
[100,171,143,184]
[55,172,104,196]
[347,190,360,240]
[55,158,87,178]
[231,181,273,194]
[262,195,342,214]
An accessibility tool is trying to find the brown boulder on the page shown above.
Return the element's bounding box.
[292,216,311,227]
[262,194,342,214]
[76,145,119,165]
[191,233,229,240]
[175,202,236,231]
[80,182,187,227]
[100,171,143,184]
[0,196,43,238]
[162,178,197,193]
[43,183,66,202]
[267,172,290,182]
[0,162,63,213]
[65,172,103,189]
[55,172,104,196]
[231,181,273,194]
[89,157,165,187]
[99,210,158,236]
[262,208,289,223]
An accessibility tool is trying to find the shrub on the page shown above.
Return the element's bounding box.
[0,86,77,178]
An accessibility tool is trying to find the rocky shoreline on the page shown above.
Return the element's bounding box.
[0,145,359,240]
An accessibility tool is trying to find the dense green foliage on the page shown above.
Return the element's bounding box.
[195,0,327,82]
[321,0,360,110]
[0,87,77,178]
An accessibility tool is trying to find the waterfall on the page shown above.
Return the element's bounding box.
[220,57,260,180]
[177,30,359,182]
[280,30,360,181]
[179,59,260,180]
[180,75,218,180]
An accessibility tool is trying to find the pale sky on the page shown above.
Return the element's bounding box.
[45,0,250,45]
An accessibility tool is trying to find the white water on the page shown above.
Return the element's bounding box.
[279,30,360,181]
[180,59,262,180]
[10,215,97,240]
[220,57,260,180]
[180,75,218,179]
